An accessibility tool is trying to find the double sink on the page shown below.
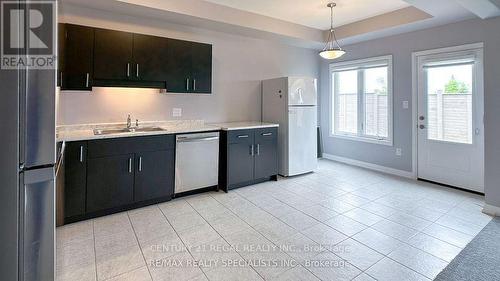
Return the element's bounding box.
[93,126,166,136]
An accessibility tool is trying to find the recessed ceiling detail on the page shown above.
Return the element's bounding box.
[203,0,410,30]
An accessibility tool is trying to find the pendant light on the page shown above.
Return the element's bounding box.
[319,2,346,60]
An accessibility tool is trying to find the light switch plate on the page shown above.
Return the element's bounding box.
[396,148,402,156]
[402,101,409,109]
[172,108,182,117]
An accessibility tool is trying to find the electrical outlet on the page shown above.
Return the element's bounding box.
[402,101,409,109]
[396,148,402,156]
[172,108,182,117]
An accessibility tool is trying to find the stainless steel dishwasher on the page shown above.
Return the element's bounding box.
[175,132,220,194]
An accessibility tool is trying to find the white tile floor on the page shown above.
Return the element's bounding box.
[56,159,493,281]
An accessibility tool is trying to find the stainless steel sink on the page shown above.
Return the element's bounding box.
[93,127,165,135]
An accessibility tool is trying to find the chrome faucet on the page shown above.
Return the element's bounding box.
[127,114,132,129]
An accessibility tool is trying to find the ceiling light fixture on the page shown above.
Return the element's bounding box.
[319,2,346,60]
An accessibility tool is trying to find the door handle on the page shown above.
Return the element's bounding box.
[79,146,84,163]
[237,135,249,138]
[138,156,142,172]
[136,64,139,78]
[250,145,254,156]
[60,72,63,88]
[128,158,132,173]
[262,133,273,136]
[256,144,260,156]
[186,78,190,91]
[85,73,90,88]
[127,63,130,77]
[193,79,196,91]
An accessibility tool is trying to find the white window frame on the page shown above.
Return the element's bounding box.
[329,55,394,146]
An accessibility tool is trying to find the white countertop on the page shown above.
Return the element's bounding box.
[212,121,279,131]
[57,120,220,142]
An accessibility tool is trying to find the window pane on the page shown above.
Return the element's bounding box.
[338,70,358,94]
[426,64,473,144]
[335,70,358,134]
[364,67,388,138]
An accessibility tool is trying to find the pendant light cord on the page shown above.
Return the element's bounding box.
[323,3,342,51]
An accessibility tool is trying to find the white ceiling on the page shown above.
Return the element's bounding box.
[203,0,410,30]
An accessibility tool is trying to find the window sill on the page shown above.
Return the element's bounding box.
[329,133,393,146]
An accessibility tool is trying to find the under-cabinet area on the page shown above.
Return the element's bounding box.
[58,122,278,224]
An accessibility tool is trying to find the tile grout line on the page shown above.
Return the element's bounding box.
[207,192,318,280]
[208,192,337,281]
[279,176,454,279]
[157,202,211,281]
[92,220,99,281]
[183,197,266,281]
[126,211,154,281]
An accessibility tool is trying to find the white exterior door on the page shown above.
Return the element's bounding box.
[415,45,484,192]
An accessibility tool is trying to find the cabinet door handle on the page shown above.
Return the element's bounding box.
[136,64,139,78]
[193,79,196,91]
[127,63,130,77]
[256,144,260,155]
[79,146,84,163]
[186,78,190,91]
[238,135,249,138]
[250,145,254,156]
[60,72,63,88]
[128,158,132,173]
[138,156,142,172]
[262,132,273,136]
[85,73,90,88]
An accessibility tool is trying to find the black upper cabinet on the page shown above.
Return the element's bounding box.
[190,43,212,93]
[59,24,94,91]
[58,24,212,93]
[167,39,212,93]
[93,28,134,82]
[166,39,193,93]
[132,34,170,85]
[134,150,174,202]
[57,23,65,87]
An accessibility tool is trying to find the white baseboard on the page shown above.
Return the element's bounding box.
[483,204,500,217]
[322,153,415,179]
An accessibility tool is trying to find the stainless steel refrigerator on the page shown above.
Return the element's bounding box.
[0,0,56,280]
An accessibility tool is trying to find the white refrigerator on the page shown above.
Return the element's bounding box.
[262,77,318,176]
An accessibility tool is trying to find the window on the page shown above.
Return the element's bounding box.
[330,55,393,145]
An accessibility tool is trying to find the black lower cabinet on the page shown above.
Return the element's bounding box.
[134,150,174,202]
[228,137,255,186]
[254,128,278,179]
[63,135,175,223]
[221,127,278,191]
[86,154,135,213]
[64,141,87,219]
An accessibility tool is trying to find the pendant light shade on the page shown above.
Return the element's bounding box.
[320,3,345,60]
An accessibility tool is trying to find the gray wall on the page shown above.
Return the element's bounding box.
[319,17,500,207]
[57,6,320,125]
